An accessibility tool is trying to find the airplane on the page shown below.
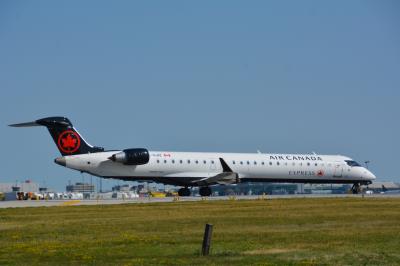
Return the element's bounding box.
[10,116,376,196]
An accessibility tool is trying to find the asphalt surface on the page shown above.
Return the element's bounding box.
[1,193,399,208]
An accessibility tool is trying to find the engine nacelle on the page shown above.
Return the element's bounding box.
[109,148,150,165]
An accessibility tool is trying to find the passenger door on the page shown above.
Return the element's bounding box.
[333,163,343,178]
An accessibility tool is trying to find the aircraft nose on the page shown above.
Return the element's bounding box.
[365,170,376,180]
[370,172,377,180]
[54,157,66,167]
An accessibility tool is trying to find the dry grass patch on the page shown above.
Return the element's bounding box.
[243,248,302,255]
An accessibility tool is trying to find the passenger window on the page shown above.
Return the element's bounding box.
[232,161,236,164]
[240,161,243,165]
[164,160,167,163]
[195,160,199,164]
[269,162,272,166]
[187,160,190,164]
[157,159,160,163]
[247,161,250,165]
[180,160,183,164]
[172,160,175,164]
[277,162,280,166]
[211,160,214,164]
[203,160,206,164]
[254,161,257,165]
[307,162,310,166]
[315,163,318,166]
[261,162,265,165]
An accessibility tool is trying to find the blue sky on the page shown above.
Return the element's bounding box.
[0,1,399,190]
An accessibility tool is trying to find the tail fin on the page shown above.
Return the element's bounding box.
[9,116,104,156]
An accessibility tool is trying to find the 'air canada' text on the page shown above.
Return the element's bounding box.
[269,155,323,161]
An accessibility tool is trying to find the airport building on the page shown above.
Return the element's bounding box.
[112,184,132,192]
[301,184,350,194]
[66,182,95,193]
[0,180,39,193]
[366,182,400,193]
[209,182,353,196]
[211,182,298,196]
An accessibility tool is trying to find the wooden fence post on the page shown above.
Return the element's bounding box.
[202,224,213,256]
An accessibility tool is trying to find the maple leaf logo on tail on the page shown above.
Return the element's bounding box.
[57,130,81,154]
[62,134,77,148]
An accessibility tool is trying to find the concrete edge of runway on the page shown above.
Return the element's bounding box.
[1,193,399,208]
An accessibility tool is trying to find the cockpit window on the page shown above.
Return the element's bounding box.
[345,160,362,167]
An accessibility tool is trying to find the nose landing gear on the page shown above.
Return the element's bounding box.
[351,183,361,194]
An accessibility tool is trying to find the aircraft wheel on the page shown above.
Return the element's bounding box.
[178,187,191,197]
[351,183,361,194]
[199,187,212,197]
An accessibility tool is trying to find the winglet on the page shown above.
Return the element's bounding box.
[219,158,233,172]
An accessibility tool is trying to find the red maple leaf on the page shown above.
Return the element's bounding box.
[61,134,77,149]
[317,170,324,177]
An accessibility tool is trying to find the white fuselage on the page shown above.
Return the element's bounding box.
[59,151,376,186]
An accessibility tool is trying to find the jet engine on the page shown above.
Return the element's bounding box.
[108,148,150,165]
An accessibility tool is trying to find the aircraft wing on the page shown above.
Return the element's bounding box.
[192,172,239,186]
[191,158,239,186]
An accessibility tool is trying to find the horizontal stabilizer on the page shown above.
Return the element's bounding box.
[9,121,41,127]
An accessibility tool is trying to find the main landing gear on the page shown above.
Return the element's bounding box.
[199,187,212,197]
[178,186,212,197]
[351,183,361,194]
[178,187,191,197]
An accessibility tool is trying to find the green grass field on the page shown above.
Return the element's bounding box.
[0,198,399,265]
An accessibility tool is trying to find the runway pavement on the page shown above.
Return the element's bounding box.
[1,193,399,208]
